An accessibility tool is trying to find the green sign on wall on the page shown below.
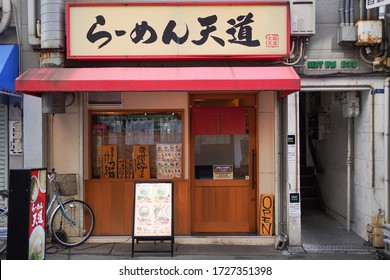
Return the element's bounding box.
[306,59,359,70]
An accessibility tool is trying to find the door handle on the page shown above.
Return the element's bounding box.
[252,149,255,190]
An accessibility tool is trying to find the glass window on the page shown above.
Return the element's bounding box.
[91,111,182,180]
[194,134,249,180]
[191,96,253,181]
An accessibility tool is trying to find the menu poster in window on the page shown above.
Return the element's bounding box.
[156,144,182,179]
[100,145,118,179]
[134,145,150,179]
[133,182,173,237]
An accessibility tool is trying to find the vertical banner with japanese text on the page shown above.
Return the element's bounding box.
[29,169,47,260]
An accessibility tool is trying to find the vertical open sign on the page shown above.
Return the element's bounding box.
[260,194,274,236]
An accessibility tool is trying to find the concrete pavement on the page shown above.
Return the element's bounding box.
[1,210,388,260]
[41,241,382,260]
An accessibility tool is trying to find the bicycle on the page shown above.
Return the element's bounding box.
[46,169,95,247]
[0,189,8,254]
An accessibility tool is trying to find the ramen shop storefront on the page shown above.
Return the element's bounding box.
[15,2,301,241]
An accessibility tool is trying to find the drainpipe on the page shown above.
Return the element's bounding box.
[349,0,354,25]
[339,0,345,26]
[345,0,350,25]
[40,0,65,67]
[0,0,12,36]
[347,117,353,231]
[28,0,40,46]
[385,78,390,223]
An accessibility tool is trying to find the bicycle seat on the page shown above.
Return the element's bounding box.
[0,189,8,198]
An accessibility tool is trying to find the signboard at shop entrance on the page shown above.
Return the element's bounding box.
[132,182,173,237]
[66,2,290,60]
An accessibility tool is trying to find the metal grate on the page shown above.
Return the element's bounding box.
[302,244,371,252]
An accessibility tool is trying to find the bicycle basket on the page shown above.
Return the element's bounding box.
[56,174,78,196]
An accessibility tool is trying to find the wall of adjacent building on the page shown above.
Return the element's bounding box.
[301,1,388,239]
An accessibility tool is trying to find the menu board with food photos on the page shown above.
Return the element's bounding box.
[132,182,174,256]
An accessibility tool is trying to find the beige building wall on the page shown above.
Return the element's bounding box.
[47,94,81,174]
[258,91,275,196]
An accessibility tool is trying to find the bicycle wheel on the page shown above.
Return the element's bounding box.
[0,207,8,254]
[50,199,95,247]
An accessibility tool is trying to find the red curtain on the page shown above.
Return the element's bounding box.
[191,107,246,135]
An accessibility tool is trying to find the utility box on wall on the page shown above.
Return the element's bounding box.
[355,20,383,45]
[290,0,316,36]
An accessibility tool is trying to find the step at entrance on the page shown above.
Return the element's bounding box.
[300,166,324,211]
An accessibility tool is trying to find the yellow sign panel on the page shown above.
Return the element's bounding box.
[260,194,274,236]
[67,3,289,59]
[100,145,118,179]
[133,145,150,179]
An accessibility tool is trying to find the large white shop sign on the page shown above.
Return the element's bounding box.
[67,2,290,60]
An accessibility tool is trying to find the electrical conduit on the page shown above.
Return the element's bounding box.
[0,0,12,36]
[384,78,390,223]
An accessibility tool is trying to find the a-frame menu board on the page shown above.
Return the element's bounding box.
[131,182,174,257]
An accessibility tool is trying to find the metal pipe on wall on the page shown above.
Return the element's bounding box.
[0,0,12,36]
[345,0,350,25]
[40,0,65,67]
[384,78,390,223]
[41,0,64,49]
[349,0,354,25]
[339,0,345,25]
[28,0,40,46]
[347,117,353,231]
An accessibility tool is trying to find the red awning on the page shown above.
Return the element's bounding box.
[15,66,300,96]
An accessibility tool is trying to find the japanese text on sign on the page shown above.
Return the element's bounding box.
[134,145,151,179]
[67,3,289,59]
[100,145,118,179]
[29,170,47,260]
[86,12,261,49]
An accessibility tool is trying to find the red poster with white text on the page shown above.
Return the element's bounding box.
[28,169,47,260]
